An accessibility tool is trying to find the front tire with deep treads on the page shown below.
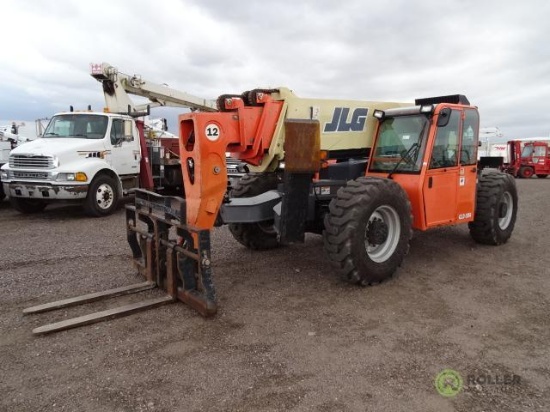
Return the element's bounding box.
[228,173,281,250]
[468,171,518,245]
[323,177,413,285]
[84,174,119,217]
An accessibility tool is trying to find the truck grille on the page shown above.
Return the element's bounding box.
[9,154,54,169]
[12,171,49,179]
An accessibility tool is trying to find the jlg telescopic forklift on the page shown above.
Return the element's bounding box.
[25,89,518,334]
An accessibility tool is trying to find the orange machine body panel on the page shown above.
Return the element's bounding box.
[178,97,284,229]
[366,103,479,231]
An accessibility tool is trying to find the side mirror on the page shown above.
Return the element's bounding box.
[123,120,134,142]
[436,108,452,128]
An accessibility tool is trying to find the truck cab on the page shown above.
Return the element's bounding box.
[1,111,141,215]
[502,140,550,178]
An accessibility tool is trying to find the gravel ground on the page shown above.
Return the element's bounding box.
[0,178,549,412]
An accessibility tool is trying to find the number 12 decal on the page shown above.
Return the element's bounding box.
[205,123,221,141]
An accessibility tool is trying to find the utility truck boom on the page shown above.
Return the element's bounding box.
[89,63,217,114]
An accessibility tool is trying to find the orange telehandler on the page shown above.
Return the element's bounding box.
[25,88,518,334]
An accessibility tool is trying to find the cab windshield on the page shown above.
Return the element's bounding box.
[369,115,428,173]
[43,114,108,139]
[521,145,533,157]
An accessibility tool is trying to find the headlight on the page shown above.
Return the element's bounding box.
[373,109,385,120]
[420,104,434,114]
[56,172,87,182]
[1,172,7,180]
[56,173,75,181]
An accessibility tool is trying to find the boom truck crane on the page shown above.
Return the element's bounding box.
[24,89,518,335]
[1,63,217,216]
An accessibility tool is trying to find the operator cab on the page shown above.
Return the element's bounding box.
[367,95,480,230]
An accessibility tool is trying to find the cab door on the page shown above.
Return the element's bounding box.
[107,118,140,176]
[455,109,479,223]
[423,108,479,227]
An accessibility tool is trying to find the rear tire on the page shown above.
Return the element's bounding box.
[536,174,548,178]
[228,173,281,250]
[518,166,534,178]
[323,177,413,285]
[84,174,119,217]
[468,171,517,245]
[10,197,47,213]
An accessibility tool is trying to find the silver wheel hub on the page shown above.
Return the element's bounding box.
[95,183,114,210]
[364,205,401,263]
[498,192,513,230]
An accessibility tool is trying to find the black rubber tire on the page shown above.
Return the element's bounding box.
[228,173,281,250]
[468,171,518,245]
[323,177,413,285]
[536,174,548,178]
[84,174,119,217]
[0,182,5,201]
[518,166,534,178]
[10,197,47,213]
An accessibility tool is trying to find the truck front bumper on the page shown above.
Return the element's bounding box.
[4,182,89,200]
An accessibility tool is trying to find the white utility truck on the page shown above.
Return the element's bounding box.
[1,63,217,216]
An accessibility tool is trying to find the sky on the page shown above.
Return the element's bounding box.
[1,0,549,140]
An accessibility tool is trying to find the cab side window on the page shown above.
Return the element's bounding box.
[461,110,479,165]
[110,119,123,145]
[430,110,460,169]
[534,145,546,157]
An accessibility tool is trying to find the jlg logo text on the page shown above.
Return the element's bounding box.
[324,108,368,133]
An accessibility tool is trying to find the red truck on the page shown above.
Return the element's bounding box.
[503,140,550,178]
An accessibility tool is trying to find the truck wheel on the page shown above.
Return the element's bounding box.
[536,174,548,178]
[10,197,47,213]
[468,171,517,245]
[84,174,119,217]
[0,183,5,201]
[228,173,281,250]
[518,166,534,178]
[323,177,413,285]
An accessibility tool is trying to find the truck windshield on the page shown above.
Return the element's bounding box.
[43,114,108,139]
[521,145,533,157]
[369,115,428,173]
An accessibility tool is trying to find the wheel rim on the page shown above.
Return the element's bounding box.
[498,192,513,230]
[95,183,114,210]
[364,205,401,263]
[257,220,276,235]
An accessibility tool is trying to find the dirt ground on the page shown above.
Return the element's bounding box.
[0,178,549,412]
